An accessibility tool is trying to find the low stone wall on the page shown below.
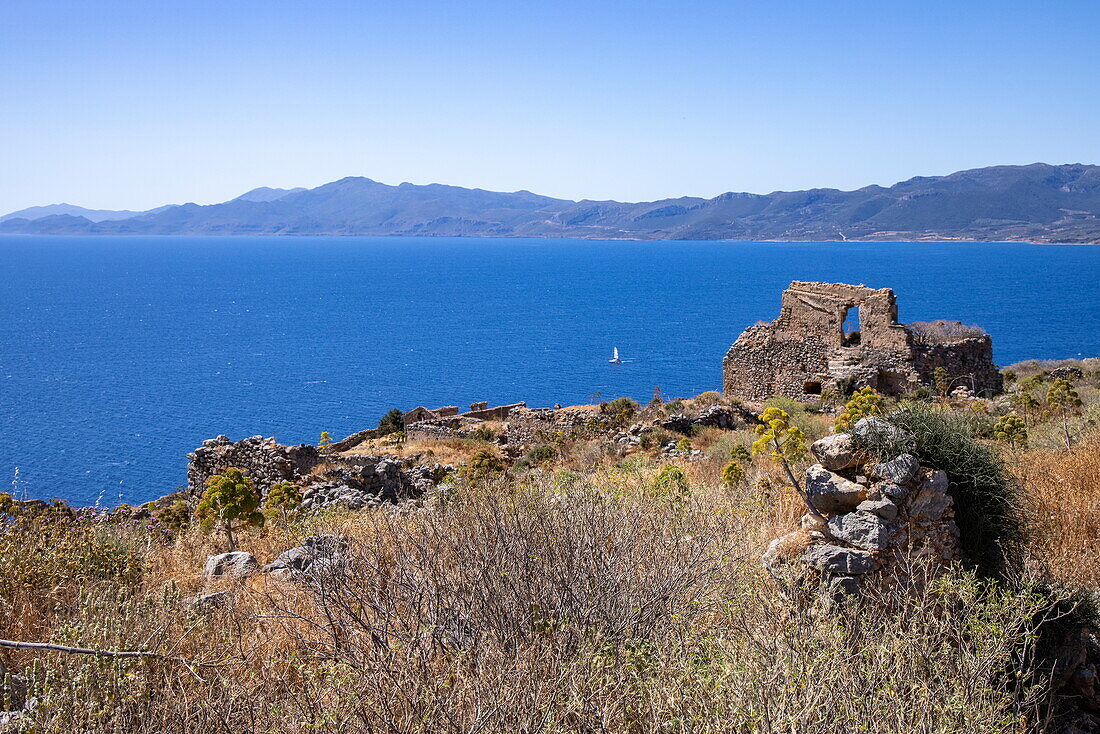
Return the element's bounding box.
[186,435,321,494]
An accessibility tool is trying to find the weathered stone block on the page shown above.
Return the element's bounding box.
[805,464,867,513]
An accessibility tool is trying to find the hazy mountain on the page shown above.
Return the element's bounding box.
[3,164,1098,242]
[0,203,175,223]
[233,186,307,203]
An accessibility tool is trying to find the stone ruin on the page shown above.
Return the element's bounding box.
[723,281,1003,402]
[762,416,959,598]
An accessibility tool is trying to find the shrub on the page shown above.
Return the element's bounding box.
[463,450,505,481]
[318,431,333,451]
[992,413,1028,447]
[525,445,556,464]
[675,437,692,453]
[196,468,265,551]
[264,481,303,524]
[649,465,689,502]
[720,461,745,488]
[885,404,1025,578]
[154,499,191,532]
[377,408,405,436]
[835,387,883,431]
[694,391,722,406]
[603,397,639,424]
[467,426,497,443]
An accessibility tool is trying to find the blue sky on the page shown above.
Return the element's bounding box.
[2,0,1098,213]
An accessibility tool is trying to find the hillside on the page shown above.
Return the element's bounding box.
[3,163,1100,242]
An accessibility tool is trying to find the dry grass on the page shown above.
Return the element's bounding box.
[1018,433,1100,586]
[338,436,499,466]
[0,456,1068,733]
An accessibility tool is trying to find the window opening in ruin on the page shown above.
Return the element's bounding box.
[842,306,861,346]
[804,381,822,395]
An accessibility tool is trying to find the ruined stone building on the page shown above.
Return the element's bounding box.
[723,281,1003,402]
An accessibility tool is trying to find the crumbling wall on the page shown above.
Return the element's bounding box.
[723,281,1002,401]
[763,417,960,598]
[186,435,320,494]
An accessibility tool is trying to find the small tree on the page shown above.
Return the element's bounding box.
[752,407,823,521]
[264,481,303,525]
[728,445,752,464]
[1047,378,1083,448]
[318,431,333,452]
[675,437,692,453]
[377,409,405,436]
[992,412,1028,448]
[196,468,264,551]
[835,387,883,432]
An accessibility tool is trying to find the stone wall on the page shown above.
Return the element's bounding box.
[186,435,321,494]
[723,281,1002,402]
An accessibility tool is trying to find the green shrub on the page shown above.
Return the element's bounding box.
[649,465,689,502]
[884,404,1025,578]
[462,450,505,481]
[675,437,692,452]
[720,461,745,488]
[603,397,639,424]
[525,445,556,464]
[264,481,303,524]
[467,426,497,442]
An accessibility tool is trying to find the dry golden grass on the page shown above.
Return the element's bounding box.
[3,420,1092,732]
[1019,432,1100,586]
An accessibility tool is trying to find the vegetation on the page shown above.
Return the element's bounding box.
[5,379,1100,731]
[1047,378,1082,448]
[195,468,265,551]
[377,408,405,436]
[834,386,883,431]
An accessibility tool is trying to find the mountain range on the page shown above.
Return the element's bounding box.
[3,163,1098,242]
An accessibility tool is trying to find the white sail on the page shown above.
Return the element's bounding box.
[612,347,619,360]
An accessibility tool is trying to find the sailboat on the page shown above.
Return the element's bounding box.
[609,347,623,364]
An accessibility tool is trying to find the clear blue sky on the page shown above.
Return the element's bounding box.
[2,0,1098,213]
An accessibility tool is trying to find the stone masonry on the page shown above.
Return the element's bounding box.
[723,281,1003,402]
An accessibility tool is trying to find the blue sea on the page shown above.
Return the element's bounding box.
[2,235,1098,506]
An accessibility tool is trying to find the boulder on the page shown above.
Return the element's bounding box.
[801,544,880,574]
[857,497,899,522]
[809,433,861,471]
[852,417,915,454]
[871,453,920,486]
[203,551,258,578]
[265,535,349,576]
[184,590,234,612]
[827,512,890,551]
[805,464,867,513]
[910,469,952,521]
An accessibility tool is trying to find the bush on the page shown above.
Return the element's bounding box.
[835,387,883,431]
[467,426,497,443]
[649,465,689,502]
[884,404,1025,578]
[603,397,639,424]
[720,461,744,487]
[525,445,556,464]
[462,450,505,481]
[907,320,988,345]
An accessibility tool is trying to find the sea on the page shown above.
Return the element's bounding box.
[1,235,1098,506]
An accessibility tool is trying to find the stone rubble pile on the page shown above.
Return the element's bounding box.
[300,458,453,511]
[660,404,752,434]
[763,417,959,598]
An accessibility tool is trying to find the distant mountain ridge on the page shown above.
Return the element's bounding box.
[3,163,1099,242]
[0,203,176,223]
